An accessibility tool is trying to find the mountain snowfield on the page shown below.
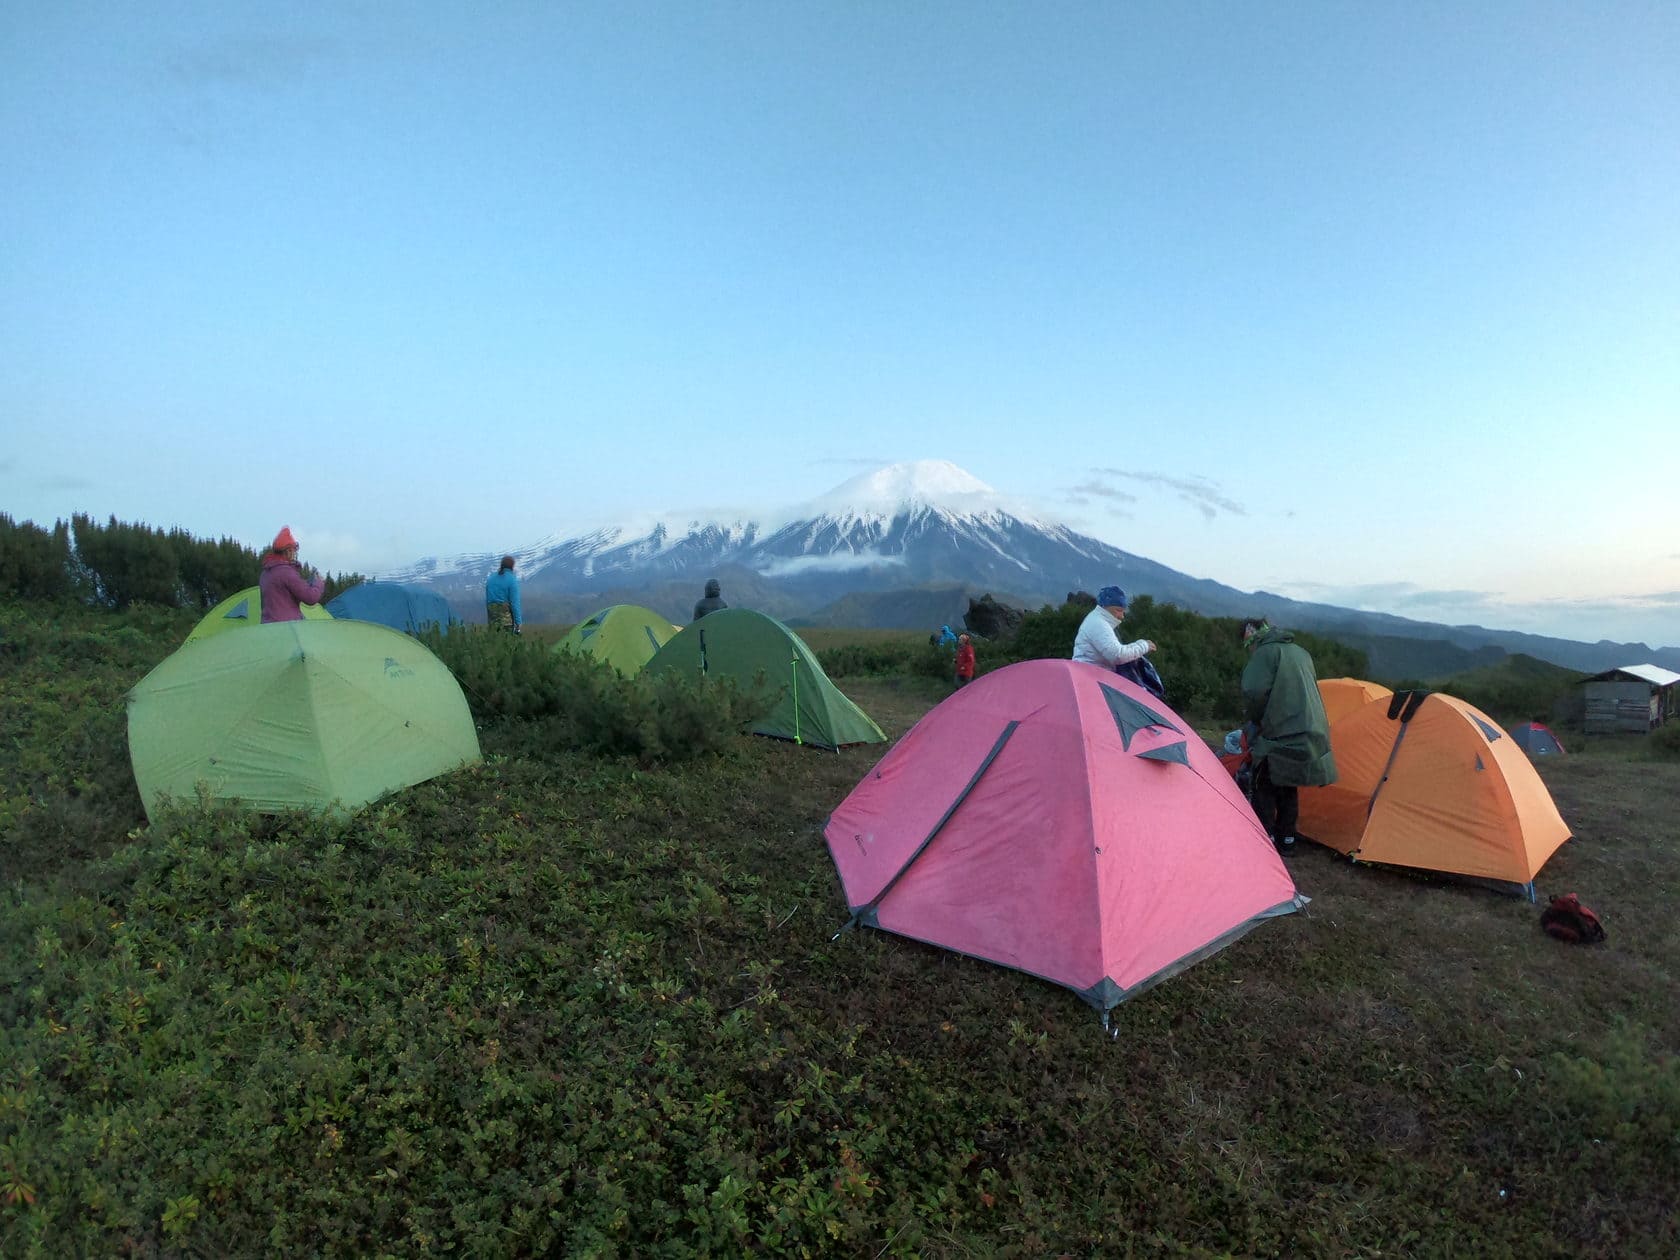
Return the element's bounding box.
[794,460,1049,531]
[383,460,1680,674]
[384,460,1100,591]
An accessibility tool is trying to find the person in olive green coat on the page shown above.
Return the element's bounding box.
[1240,619,1337,854]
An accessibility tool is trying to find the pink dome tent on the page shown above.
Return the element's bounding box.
[824,659,1305,1027]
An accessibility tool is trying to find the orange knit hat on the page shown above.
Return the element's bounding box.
[272,526,298,552]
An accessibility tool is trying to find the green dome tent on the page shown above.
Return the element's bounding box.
[555,604,681,676]
[185,585,332,642]
[645,608,886,750]
[129,620,481,819]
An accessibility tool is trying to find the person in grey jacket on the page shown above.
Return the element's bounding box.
[692,578,728,621]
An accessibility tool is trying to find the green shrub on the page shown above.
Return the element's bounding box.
[1426,654,1589,724]
[1007,600,1087,663]
[420,627,773,764]
[0,601,194,884]
[815,641,919,678]
[1544,1020,1680,1177]
[1647,721,1680,761]
[995,597,1368,722]
[816,639,955,681]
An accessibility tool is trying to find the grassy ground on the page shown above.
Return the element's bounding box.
[795,627,929,653]
[1,605,1676,1256]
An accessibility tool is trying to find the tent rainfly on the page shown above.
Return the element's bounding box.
[185,586,332,642]
[646,608,885,750]
[1298,690,1570,898]
[129,620,481,819]
[1318,677,1394,727]
[1507,721,1566,757]
[555,604,680,676]
[825,659,1304,1026]
[325,581,458,635]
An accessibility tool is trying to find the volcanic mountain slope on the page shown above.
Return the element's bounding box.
[390,461,1224,613]
[385,460,1679,672]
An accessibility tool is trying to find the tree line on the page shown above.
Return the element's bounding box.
[0,512,364,609]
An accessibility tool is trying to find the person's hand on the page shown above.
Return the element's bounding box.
[1145,640,1157,654]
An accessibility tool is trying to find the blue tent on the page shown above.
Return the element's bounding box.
[1507,721,1566,757]
[325,582,458,635]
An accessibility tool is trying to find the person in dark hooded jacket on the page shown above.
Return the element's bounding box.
[1240,618,1336,854]
[692,578,728,621]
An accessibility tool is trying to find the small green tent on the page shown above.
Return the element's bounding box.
[186,585,332,642]
[129,620,481,819]
[645,608,886,750]
[555,604,680,676]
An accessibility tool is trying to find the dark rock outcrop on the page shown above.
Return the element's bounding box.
[964,593,1026,641]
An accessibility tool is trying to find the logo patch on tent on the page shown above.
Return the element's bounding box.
[225,599,251,621]
[383,657,415,678]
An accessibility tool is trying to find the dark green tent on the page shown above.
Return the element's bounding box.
[645,608,886,750]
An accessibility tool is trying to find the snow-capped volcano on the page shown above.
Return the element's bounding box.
[795,460,1041,528]
[379,458,1680,673]
[384,459,1137,615]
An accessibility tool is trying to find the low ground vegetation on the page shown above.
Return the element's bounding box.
[2,598,1676,1255]
[421,626,774,766]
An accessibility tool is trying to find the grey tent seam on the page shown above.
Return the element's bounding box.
[1365,701,1421,823]
[846,720,1021,929]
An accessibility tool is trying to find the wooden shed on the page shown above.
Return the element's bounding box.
[1581,664,1680,734]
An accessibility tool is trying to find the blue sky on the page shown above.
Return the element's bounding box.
[3,2,1676,646]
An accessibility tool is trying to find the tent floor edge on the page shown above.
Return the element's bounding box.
[1080,894,1307,1017]
[1337,854,1549,900]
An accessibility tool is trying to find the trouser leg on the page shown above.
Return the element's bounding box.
[1274,784,1299,840]
[1251,759,1279,839]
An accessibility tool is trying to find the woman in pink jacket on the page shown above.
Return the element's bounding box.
[258,526,326,623]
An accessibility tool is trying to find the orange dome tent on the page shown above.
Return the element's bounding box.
[1298,690,1570,898]
[1318,677,1393,727]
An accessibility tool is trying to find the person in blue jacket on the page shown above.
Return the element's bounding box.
[484,555,522,633]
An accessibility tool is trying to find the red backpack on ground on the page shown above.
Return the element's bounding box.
[1540,893,1606,944]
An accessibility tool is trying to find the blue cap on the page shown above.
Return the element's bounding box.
[1097,585,1127,609]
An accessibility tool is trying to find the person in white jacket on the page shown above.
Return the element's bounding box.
[1072,585,1156,668]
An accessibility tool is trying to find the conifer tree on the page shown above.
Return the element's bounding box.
[0,513,75,599]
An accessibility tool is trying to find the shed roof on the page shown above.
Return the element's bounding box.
[1584,663,1680,688]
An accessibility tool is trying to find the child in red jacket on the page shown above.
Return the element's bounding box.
[954,634,976,687]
